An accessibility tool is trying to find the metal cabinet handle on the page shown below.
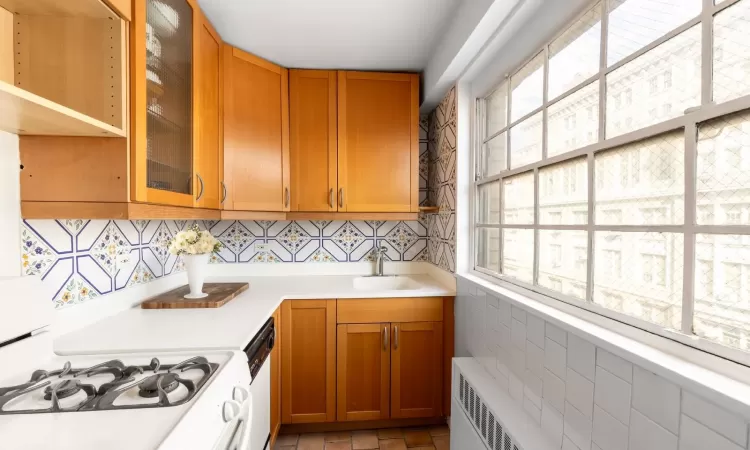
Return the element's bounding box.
[329,188,334,208]
[394,325,399,350]
[339,188,344,208]
[196,173,205,201]
[383,326,388,351]
[284,187,290,208]
[221,181,227,204]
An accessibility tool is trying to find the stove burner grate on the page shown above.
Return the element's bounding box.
[43,380,82,400]
[138,373,179,398]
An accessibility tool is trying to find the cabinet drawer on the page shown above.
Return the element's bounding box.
[337,297,443,324]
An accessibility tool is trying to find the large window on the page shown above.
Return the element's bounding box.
[474,0,750,364]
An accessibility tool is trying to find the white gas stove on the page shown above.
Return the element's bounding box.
[0,277,253,450]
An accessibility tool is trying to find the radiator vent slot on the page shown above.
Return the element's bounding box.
[459,368,525,450]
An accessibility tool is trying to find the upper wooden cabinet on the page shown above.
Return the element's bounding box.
[337,71,419,213]
[0,0,127,137]
[194,11,222,210]
[223,46,290,213]
[281,299,336,424]
[289,70,337,212]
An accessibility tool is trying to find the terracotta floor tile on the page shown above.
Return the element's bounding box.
[409,447,436,450]
[403,429,432,448]
[274,446,296,450]
[377,428,404,440]
[298,433,326,450]
[379,439,408,450]
[428,426,450,437]
[325,431,352,442]
[352,431,379,450]
[432,435,449,450]
[326,442,353,450]
[276,434,300,446]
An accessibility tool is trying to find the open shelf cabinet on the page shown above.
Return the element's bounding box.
[0,0,127,137]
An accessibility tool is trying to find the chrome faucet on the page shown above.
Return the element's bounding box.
[372,244,388,277]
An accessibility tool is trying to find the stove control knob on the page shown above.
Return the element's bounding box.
[222,400,241,423]
[232,385,249,404]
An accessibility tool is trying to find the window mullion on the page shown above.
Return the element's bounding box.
[586,152,596,303]
[499,176,504,274]
[701,0,714,105]
[506,78,513,170]
[598,0,608,143]
[682,123,698,335]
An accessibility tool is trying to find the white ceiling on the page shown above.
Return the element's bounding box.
[197,0,460,71]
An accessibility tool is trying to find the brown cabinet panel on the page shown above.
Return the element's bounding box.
[194,11,221,209]
[336,297,443,324]
[281,300,336,424]
[391,322,443,419]
[290,69,337,212]
[336,323,390,422]
[337,71,419,213]
[223,46,289,212]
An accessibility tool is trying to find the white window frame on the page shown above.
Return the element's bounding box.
[470,0,750,367]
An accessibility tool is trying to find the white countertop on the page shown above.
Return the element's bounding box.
[54,274,455,355]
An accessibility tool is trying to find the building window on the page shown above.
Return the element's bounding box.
[474,0,750,363]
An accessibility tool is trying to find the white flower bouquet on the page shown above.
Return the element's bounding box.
[167,224,222,256]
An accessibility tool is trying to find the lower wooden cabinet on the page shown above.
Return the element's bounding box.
[280,299,336,424]
[391,322,443,419]
[336,323,390,421]
[279,297,452,426]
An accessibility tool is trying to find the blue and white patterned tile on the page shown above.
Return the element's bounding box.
[265,240,293,262]
[147,221,172,265]
[249,250,281,263]
[20,224,56,276]
[276,222,312,255]
[60,219,88,236]
[378,240,402,261]
[305,247,337,263]
[312,220,332,232]
[350,239,375,262]
[239,221,266,237]
[141,247,164,278]
[295,239,321,262]
[24,220,74,254]
[384,222,419,255]
[127,260,156,287]
[54,274,98,309]
[74,220,108,252]
[114,248,140,290]
[266,221,290,238]
[322,221,347,237]
[114,220,140,246]
[330,222,367,254]
[255,220,276,233]
[293,220,320,237]
[218,221,260,257]
[76,255,113,295]
[322,240,347,262]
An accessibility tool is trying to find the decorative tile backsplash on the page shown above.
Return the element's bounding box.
[425,86,457,273]
[22,219,427,308]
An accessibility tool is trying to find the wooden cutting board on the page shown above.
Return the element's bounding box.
[140,283,249,309]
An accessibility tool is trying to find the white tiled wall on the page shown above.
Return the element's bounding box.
[455,275,750,450]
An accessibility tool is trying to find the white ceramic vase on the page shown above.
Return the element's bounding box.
[183,253,210,299]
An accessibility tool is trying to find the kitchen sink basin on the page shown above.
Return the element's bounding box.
[352,276,420,291]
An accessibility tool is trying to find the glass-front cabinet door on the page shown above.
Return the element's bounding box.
[132,0,196,207]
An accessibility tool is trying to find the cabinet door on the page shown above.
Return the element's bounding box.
[336,323,390,421]
[132,0,196,207]
[194,11,221,209]
[270,306,281,446]
[281,300,336,424]
[289,70,337,212]
[337,71,419,213]
[391,322,443,419]
[223,46,290,212]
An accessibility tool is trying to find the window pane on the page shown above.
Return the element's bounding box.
[502,228,534,283]
[503,172,535,224]
[547,82,600,157]
[478,182,500,224]
[695,234,750,352]
[594,231,684,330]
[477,228,500,273]
[540,158,588,224]
[510,111,543,168]
[539,230,588,299]
[713,0,750,104]
[482,132,507,177]
[548,3,602,100]
[486,82,509,137]
[607,0,702,67]
[595,131,685,225]
[511,52,544,122]
[697,110,750,225]
[606,26,701,138]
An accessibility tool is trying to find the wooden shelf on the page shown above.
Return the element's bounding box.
[0,0,118,19]
[0,81,126,137]
[419,206,440,213]
[22,201,220,219]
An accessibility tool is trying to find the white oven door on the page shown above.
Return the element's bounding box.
[247,360,271,449]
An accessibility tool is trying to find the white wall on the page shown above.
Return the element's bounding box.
[455,274,750,450]
[0,131,20,277]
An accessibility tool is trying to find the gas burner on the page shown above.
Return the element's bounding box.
[43,380,81,400]
[138,373,179,398]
